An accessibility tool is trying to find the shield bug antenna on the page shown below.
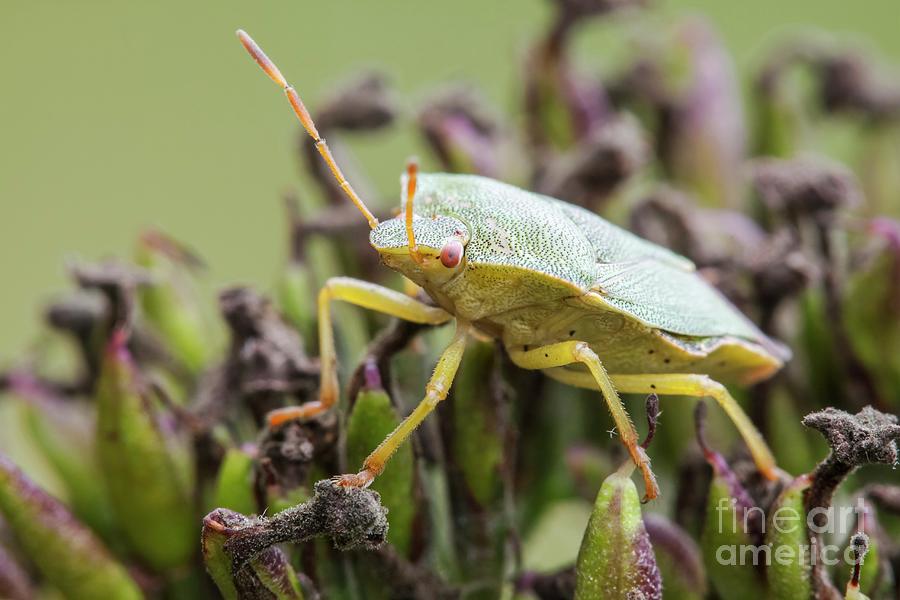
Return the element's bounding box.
[236,30,379,230]
[404,158,424,264]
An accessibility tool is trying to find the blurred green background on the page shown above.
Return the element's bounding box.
[2,0,899,360]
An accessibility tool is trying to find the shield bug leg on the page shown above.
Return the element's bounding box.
[236,30,379,229]
[335,321,470,488]
[507,341,660,501]
[608,373,779,481]
[267,277,452,427]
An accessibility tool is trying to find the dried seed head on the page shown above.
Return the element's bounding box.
[802,406,900,468]
[257,416,338,493]
[202,508,308,599]
[316,72,396,132]
[631,186,767,268]
[848,532,870,591]
[750,157,861,222]
[223,479,388,571]
[538,115,648,206]
[69,260,152,331]
[515,567,576,600]
[750,228,818,307]
[44,291,106,337]
[864,484,900,513]
[418,86,501,176]
[218,286,318,398]
[553,0,649,24]
[643,513,706,596]
[817,52,900,120]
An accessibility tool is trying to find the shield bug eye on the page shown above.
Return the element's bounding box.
[439,239,464,268]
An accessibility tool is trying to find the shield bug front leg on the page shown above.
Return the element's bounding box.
[266,277,452,427]
[334,321,470,488]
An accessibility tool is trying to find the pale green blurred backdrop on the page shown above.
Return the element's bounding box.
[2,0,899,359]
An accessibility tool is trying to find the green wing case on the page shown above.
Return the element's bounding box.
[411,173,785,357]
[593,260,761,339]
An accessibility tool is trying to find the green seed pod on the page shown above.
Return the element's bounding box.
[701,475,768,600]
[345,363,415,556]
[213,446,258,516]
[451,341,503,506]
[95,329,195,570]
[845,219,900,403]
[696,403,768,600]
[446,340,507,598]
[6,372,117,542]
[643,513,706,600]
[0,539,33,600]
[277,261,317,344]
[765,474,813,600]
[135,230,211,373]
[202,508,306,600]
[0,454,142,600]
[575,464,662,600]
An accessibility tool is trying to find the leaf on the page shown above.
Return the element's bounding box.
[0,454,141,600]
[95,330,195,570]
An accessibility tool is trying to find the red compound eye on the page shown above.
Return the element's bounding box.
[439,239,464,268]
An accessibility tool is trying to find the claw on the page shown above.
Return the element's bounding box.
[628,444,660,502]
[332,469,376,489]
[266,401,329,428]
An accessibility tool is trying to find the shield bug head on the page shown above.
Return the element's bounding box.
[369,160,470,287]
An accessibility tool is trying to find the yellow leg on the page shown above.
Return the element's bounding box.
[336,321,470,487]
[609,374,778,481]
[508,341,659,501]
[546,368,778,481]
[268,277,451,427]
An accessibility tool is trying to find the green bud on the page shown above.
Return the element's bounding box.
[845,218,900,403]
[448,341,507,597]
[0,539,33,600]
[7,372,116,541]
[765,474,813,600]
[452,341,503,505]
[575,464,662,600]
[644,514,706,600]
[96,329,195,570]
[136,230,212,373]
[701,475,767,600]
[0,454,141,600]
[696,403,768,600]
[345,363,415,556]
[213,446,258,516]
[276,261,316,344]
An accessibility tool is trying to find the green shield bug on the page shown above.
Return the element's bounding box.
[236,30,788,501]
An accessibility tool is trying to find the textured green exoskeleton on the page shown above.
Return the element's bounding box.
[237,30,788,501]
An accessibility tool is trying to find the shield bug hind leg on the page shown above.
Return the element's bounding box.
[609,373,779,481]
[508,341,660,502]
